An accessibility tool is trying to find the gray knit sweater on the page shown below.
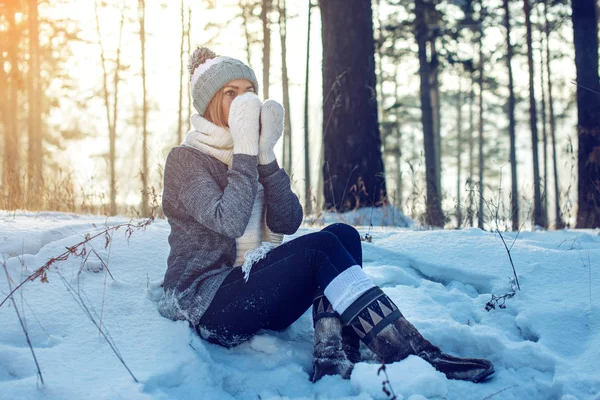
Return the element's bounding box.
[159,145,303,325]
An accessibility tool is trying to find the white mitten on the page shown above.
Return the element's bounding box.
[259,99,284,165]
[228,93,262,156]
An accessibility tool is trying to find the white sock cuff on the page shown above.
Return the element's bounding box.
[324,265,375,315]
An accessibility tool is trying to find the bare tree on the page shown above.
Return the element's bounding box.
[414,0,444,226]
[303,0,313,215]
[27,0,42,209]
[456,73,463,228]
[544,0,563,228]
[186,6,192,127]
[139,0,149,216]
[477,26,484,230]
[239,0,254,65]
[538,7,549,227]
[3,0,23,209]
[94,0,126,215]
[523,0,545,228]
[503,0,519,231]
[467,69,475,227]
[278,0,292,173]
[261,0,271,99]
[177,0,185,145]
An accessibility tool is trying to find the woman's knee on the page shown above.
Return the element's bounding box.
[321,223,360,242]
[301,230,344,251]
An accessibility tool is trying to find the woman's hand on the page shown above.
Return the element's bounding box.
[259,100,284,165]
[228,93,262,156]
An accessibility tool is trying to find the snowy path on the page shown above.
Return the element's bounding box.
[1,212,599,399]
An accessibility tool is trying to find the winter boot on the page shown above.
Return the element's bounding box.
[341,326,361,364]
[339,287,494,383]
[311,294,354,381]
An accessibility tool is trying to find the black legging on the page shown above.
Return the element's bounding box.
[197,223,363,347]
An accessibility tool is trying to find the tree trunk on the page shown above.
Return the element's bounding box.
[414,0,443,226]
[503,0,519,231]
[524,0,545,228]
[430,39,442,199]
[394,65,403,209]
[139,0,149,217]
[177,0,185,145]
[320,0,387,212]
[477,31,484,230]
[572,0,600,228]
[27,0,42,210]
[94,0,125,216]
[240,0,253,63]
[186,6,192,128]
[539,19,549,227]
[456,74,463,228]
[467,72,475,227]
[304,0,312,215]
[373,0,385,122]
[544,0,564,228]
[261,0,271,100]
[278,0,292,173]
[4,2,22,210]
[0,32,5,171]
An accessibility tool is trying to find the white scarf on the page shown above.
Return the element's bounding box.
[182,114,234,167]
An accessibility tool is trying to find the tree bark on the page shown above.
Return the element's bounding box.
[544,0,564,228]
[572,0,600,228]
[320,0,387,212]
[414,0,443,226]
[27,0,42,210]
[524,0,545,228]
[503,0,519,231]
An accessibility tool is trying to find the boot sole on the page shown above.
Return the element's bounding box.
[470,366,495,383]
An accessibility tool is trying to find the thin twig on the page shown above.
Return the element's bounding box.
[570,79,600,95]
[496,229,520,291]
[482,384,519,399]
[56,271,138,383]
[339,165,359,211]
[2,261,45,384]
[377,363,397,399]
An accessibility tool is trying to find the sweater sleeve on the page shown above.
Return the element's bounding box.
[176,152,259,239]
[257,160,303,235]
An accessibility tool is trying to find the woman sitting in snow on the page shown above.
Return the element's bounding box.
[158,47,494,383]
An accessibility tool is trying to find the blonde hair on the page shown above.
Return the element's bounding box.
[203,89,228,127]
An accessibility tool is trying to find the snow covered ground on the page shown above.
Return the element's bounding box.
[1,210,599,400]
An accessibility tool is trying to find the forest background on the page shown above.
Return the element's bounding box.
[1,0,599,230]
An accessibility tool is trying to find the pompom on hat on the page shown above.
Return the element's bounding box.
[188,47,259,116]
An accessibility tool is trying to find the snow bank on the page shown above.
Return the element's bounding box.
[1,211,599,399]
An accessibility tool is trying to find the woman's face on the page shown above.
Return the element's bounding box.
[221,79,256,123]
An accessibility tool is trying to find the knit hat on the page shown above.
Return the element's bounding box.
[188,47,259,116]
